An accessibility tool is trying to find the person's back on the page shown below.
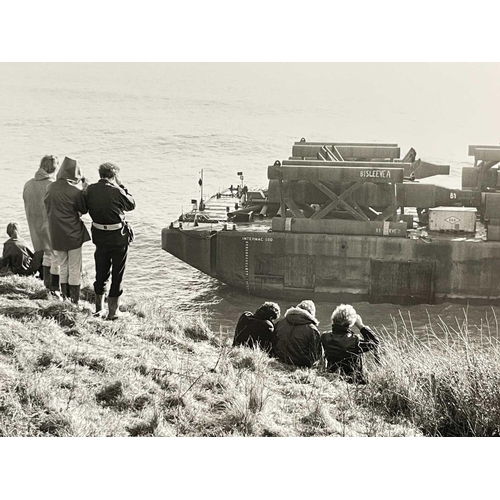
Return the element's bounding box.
[321,304,379,384]
[272,300,321,368]
[85,176,135,247]
[84,162,135,320]
[44,159,89,252]
[23,155,60,291]
[0,223,35,276]
[23,164,55,253]
[233,302,280,353]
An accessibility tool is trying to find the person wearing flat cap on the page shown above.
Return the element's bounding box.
[44,156,90,304]
[85,162,135,320]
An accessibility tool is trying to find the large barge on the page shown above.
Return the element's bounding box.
[162,140,500,305]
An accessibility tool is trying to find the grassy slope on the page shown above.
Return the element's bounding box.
[0,275,499,437]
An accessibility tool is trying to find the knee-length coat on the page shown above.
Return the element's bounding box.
[23,168,55,252]
[44,158,90,251]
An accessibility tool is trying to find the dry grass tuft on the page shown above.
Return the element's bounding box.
[39,302,79,328]
[2,275,498,437]
[126,412,160,437]
[96,381,124,406]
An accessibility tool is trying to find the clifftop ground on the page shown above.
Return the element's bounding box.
[0,274,499,437]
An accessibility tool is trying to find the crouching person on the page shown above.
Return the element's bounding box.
[233,302,281,353]
[272,300,322,368]
[321,304,379,384]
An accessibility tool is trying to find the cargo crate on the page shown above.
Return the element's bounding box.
[428,207,476,232]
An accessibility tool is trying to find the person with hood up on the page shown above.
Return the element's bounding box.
[85,162,135,320]
[272,300,322,368]
[44,156,90,304]
[233,301,281,353]
[23,155,61,293]
[321,304,379,384]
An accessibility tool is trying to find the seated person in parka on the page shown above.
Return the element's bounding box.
[321,304,379,384]
[272,300,322,368]
[233,302,281,353]
[0,222,41,277]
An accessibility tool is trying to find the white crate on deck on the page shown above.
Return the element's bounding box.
[428,207,477,232]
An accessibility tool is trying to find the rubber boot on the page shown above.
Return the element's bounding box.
[61,283,70,300]
[50,274,63,300]
[43,266,51,289]
[107,296,121,320]
[93,294,104,317]
[69,285,80,305]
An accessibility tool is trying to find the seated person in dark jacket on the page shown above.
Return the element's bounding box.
[272,300,322,368]
[233,302,281,353]
[321,304,379,384]
[0,222,41,277]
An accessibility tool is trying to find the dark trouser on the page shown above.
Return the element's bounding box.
[31,250,45,279]
[93,245,128,297]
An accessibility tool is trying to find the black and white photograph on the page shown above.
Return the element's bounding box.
[1,1,498,498]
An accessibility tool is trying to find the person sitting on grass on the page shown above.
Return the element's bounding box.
[233,302,281,353]
[0,222,42,277]
[272,300,322,368]
[321,304,379,384]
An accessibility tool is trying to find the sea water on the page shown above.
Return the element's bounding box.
[1,62,500,337]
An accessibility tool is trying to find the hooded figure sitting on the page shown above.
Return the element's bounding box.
[233,302,281,353]
[44,156,90,304]
[272,300,322,368]
[321,304,379,384]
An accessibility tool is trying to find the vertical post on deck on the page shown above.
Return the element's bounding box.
[392,182,398,222]
[199,169,204,211]
[277,164,286,218]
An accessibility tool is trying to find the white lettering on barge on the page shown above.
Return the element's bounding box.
[241,237,273,242]
[360,170,391,178]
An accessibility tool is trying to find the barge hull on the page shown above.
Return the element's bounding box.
[162,227,500,305]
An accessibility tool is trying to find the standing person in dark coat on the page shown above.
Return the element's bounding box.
[272,300,322,368]
[44,157,90,304]
[233,302,281,353]
[84,162,135,320]
[23,155,60,292]
[321,304,379,384]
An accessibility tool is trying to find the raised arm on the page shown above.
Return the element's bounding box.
[354,315,379,354]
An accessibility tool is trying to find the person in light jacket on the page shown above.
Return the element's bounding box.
[23,155,60,293]
[321,304,379,384]
[44,157,90,304]
[233,302,281,353]
[272,300,322,368]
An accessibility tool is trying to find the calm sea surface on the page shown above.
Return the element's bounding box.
[1,63,500,337]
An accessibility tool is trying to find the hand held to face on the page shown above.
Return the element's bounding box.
[354,315,365,330]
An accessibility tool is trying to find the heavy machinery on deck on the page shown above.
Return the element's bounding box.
[162,140,500,305]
